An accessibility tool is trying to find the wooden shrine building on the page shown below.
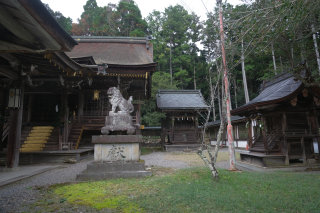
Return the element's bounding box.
[0,0,156,169]
[231,71,320,167]
[156,90,209,151]
[206,116,247,148]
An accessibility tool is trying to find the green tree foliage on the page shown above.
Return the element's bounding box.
[141,72,178,126]
[72,0,147,37]
[43,3,72,34]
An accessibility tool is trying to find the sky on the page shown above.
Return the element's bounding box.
[41,0,243,23]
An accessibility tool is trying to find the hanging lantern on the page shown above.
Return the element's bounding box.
[8,88,21,109]
[93,90,101,100]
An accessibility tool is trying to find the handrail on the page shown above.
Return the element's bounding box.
[252,133,260,145]
[2,122,9,141]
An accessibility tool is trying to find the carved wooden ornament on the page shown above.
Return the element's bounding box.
[302,88,308,97]
[314,97,320,106]
[291,97,297,106]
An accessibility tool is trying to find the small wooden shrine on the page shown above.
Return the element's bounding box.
[231,71,320,167]
[156,90,209,151]
[206,116,247,148]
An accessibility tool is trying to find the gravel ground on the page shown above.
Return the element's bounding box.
[0,149,230,213]
[0,157,93,213]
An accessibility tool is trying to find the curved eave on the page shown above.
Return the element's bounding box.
[18,0,77,51]
[231,83,305,115]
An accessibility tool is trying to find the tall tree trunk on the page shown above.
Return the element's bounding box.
[216,61,222,120]
[194,60,196,89]
[241,39,250,104]
[271,42,277,72]
[209,68,216,121]
[170,37,172,85]
[280,56,283,73]
[312,24,320,74]
[218,83,222,120]
[233,78,237,108]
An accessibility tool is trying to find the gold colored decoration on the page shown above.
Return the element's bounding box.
[20,126,54,152]
[9,92,14,97]
[303,88,308,97]
[93,90,101,100]
[314,97,320,106]
[291,97,297,106]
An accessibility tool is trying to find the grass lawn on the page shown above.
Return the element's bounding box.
[35,167,320,212]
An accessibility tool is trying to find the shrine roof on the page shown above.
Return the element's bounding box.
[231,72,306,115]
[0,0,77,52]
[156,90,209,110]
[66,36,156,66]
[207,116,246,128]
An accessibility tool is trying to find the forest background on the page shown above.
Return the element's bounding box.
[44,0,320,126]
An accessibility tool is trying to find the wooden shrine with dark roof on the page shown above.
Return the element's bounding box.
[231,71,320,167]
[156,90,209,151]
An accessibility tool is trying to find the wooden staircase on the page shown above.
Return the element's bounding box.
[20,126,59,152]
[68,116,105,149]
[250,130,280,152]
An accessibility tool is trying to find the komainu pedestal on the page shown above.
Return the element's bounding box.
[76,132,151,180]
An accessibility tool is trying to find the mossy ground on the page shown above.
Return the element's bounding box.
[32,166,320,212]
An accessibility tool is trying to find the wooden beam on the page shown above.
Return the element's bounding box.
[0,66,19,79]
[0,33,45,51]
[0,5,35,43]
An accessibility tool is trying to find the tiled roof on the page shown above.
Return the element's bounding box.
[156,90,209,109]
[66,36,155,66]
[231,73,303,114]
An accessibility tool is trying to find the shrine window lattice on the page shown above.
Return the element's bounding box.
[84,93,111,116]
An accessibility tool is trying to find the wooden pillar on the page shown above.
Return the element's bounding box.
[313,112,320,159]
[27,94,34,123]
[301,137,306,164]
[171,116,174,144]
[282,111,287,134]
[262,116,268,151]
[77,92,84,119]
[6,80,25,169]
[195,115,199,143]
[59,89,68,150]
[284,136,289,165]
[248,119,252,148]
[0,88,6,150]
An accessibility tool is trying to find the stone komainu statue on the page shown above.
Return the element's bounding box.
[101,87,136,135]
[107,87,134,113]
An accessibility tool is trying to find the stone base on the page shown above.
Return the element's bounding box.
[92,135,142,162]
[101,112,136,135]
[76,162,152,181]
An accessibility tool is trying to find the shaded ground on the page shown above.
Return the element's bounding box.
[0,149,318,212]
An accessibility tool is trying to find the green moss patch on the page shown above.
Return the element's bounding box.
[53,167,320,212]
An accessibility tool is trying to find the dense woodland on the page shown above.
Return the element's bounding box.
[45,0,320,126]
